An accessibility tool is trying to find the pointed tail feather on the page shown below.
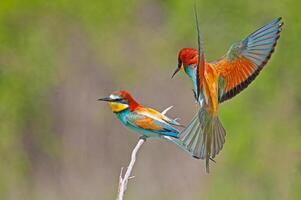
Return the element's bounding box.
[164,136,194,157]
[179,108,226,173]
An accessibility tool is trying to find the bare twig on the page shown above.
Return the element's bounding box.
[116,137,146,200]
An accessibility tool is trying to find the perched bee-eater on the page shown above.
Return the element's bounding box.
[98,90,188,149]
[172,16,283,172]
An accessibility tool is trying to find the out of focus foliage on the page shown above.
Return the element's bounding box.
[0,0,300,199]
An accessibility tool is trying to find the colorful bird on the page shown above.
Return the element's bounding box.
[98,90,189,150]
[172,16,283,172]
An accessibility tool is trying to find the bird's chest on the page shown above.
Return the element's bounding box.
[184,66,198,91]
[115,110,130,125]
[184,66,205,104]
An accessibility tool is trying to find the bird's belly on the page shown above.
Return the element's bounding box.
[125,124,166,139]
[204,67,219,115]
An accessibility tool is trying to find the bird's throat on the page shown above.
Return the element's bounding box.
[184,65,198,91]
[109,102,129,113]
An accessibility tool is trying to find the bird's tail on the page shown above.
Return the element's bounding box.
[179,107,226,173]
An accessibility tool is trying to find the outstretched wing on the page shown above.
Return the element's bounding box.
[126,107,179,138]
[211,17,283,103]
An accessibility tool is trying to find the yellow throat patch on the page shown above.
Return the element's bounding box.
[109,102,129,112]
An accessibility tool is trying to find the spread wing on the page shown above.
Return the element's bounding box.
[126,107,179,138]
[211,17,283,103]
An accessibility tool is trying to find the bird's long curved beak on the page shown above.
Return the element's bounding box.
[171,67,180,78]
[97,97,113,102]
[171,60,182,78]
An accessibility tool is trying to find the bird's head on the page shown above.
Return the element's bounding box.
[98,90,140,112]
[172,48,198,78]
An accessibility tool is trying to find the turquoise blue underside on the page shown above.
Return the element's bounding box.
[184,65,204,104]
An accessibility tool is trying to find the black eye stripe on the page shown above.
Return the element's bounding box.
[120,99,128,104]
[111,98,122,102]
[113,98,128,104]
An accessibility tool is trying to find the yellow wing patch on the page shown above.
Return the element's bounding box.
[133,107,167,131]
[136,107,165,120]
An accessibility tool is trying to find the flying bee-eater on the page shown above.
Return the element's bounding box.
[172,13,283,172]
[98,90,189,150]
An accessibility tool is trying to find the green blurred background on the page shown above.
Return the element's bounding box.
[0,0,300,199]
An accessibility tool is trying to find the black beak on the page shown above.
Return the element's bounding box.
[171,60,182,78]
[97,97,113,102]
